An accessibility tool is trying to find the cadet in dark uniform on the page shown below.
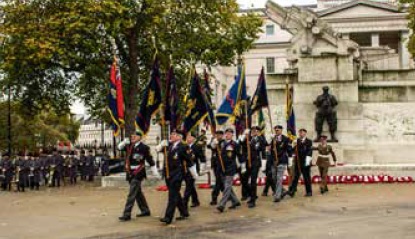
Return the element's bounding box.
[262,153,276,197]
[314,135,337,194]
[28,152,41,190]
[285,129,313,197]
[183,132,204,208]
[216,128,242,213]
[239,126,267,208]
[208,130,225,206]
[79,150,87,181]
[86,150,95,182]
[197,129,208,167]
[15,152,28,192]
[49,149,64,187]
[118,131,160,221]
[100,150,110,176]
[0,152,13,191]
[67,151,78,185]
[39,149,49,186]
[267,125,292,202]
[160,129,194,225]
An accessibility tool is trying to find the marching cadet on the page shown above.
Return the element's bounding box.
[49,148,64,187]
[207,130,225,206]
[67,151,78,185]
[160,129,196,225]
[284,129,313,197]
[262,152,276,197]
[267,125,292,202]
[183,132,205,208]
[0,152,13,191]
[39,149,49,186]
[118,131,160,222]
[79,150,87,181]
[28,152,41,190]
[216,128,242,213]
[86,150,96,182]
[239,126,267,208]
[197,129,208,161]
[314,135,337,194]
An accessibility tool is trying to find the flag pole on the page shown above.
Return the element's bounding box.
[244,101,252,168]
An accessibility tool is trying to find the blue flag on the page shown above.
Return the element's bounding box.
[250,67,269,113]
[135,59,162,135]
[286,84,296,140]
[216,64,247,125]
[164,66,179,130]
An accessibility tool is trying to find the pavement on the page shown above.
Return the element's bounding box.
[0,182,414,239]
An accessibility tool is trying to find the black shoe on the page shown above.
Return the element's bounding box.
[210,200,217,206]
[241,197,248,201]
[305,193,312,197]
[136,211,151,217]
[118,216,131,222]
[273,198,281,203]
[320,188,325,194]
[228,202,241,209]
[190,202,200,208]
[216,206,224,213]
[285,191,295,198]
[325,187,329,192]
[160,218,172,225]
[261,192,267,197]
[247,202,256,208]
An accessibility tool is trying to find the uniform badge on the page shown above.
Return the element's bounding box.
[173,153,178,160]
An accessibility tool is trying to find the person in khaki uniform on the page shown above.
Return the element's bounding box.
[314,135,337,194]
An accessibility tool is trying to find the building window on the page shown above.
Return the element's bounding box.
[266,25,275,36]
[266,58,275,73]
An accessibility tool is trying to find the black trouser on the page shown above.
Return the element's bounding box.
[52,171,61,187]
[69,169,77,184]
[263,171,276,195]
[80,166,86,181]
[183,173,199,207]
[211,169,224,202]
[164,177,188,221]
[18,176,26,192]
[122,178,150,217]
[2,175,12,191]
[289,164,312,195]
[29,176,40,190]
[241,164,260,202]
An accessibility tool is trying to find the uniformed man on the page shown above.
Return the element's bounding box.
[118,131,160,222]
[86,150,96,182]
[267,125,292,202]
[183,132,205,208]
[284,129,313,197]
[49,148,64,187]
[100,150,110,176]
[0,152,13,191]
[39,149,49,186]
[67,151,78,185]
[79,150,87,181]
[28,152,41,190]
[239,126,267,208]
[197,129,208,162]
[207,130,225,206]
[216,128,242,213]
[160,129,195,225]
[314,135,337,194]
[15,152,28,192]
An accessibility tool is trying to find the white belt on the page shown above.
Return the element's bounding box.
[318,155,330,158]
[130,166,139,170]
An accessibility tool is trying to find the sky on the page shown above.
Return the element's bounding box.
[70,0,318,115]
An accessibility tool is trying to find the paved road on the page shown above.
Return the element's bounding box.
[0,183,414,239]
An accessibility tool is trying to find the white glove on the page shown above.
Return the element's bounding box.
[189,165,199,179]
[305,156,312,167]
[150,166,161,178]
[161,140,169,147]
[291,140,297,147]
[244,129,250,135]
[288,157,294,167]
[155,144,163,152]
[117,138,130,150]
[241,162,247,174]
[236,158,241,168]
[266,135,273,145]
[211,138,218,148]
[238,134,246,143]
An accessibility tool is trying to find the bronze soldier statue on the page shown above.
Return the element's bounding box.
[314,86,338,142]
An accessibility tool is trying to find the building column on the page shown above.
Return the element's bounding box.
[399,31,411,69]
[371,33,379,47]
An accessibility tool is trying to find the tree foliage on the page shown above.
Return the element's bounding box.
[0,100,80,153]
[400,0,415,57]
[0,0,262,135]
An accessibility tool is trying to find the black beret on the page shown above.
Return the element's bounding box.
[215,130,224,135]
[134,130,143,137]
[299,128,307,133]
[2,152,10,157]
[251,126,261,131]
[320,135,328,140]
[171,129,185,138]
[274,125,283,130]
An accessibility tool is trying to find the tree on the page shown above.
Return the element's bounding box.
[0,0,262,135]
[401,0,415,56]
[0,100,80,152]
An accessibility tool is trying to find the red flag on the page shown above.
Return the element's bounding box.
[111,59,125,126]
